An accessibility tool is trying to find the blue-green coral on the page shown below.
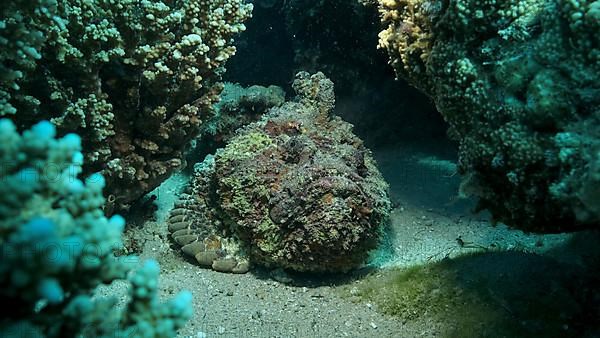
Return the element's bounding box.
[0,0,253,210]
[0,119,192,337]
[376,0,600,232]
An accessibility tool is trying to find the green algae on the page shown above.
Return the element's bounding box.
[345,250,597,337]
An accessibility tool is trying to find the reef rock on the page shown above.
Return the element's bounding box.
[168,72,391,273]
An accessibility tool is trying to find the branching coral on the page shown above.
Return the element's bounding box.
[376,0,600,232]
[167,72,391,273]
[1,0,253,210]
[0,119,191,337]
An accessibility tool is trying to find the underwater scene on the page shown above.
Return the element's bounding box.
[1,0,599,337]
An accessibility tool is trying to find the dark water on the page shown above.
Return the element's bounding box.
[227,0,447,148]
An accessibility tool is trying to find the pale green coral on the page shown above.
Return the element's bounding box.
[0,0,59,115]
[1,0,253,210]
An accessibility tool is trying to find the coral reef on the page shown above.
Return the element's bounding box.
[0,0,253,210]
[0,119,191,337]
[168,72,391,273]
[376,0,600,232]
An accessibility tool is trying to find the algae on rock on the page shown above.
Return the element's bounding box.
[347,249,598,337]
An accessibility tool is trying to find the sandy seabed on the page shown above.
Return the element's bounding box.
[97,142,594,338]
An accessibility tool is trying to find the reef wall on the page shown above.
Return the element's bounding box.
[1,0,253,210]
[375,0,600,232]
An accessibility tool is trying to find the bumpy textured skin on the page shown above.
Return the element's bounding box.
[168,72,391,273]
[168,156,251,274]
[0,0,253,210]
[0,119,191,337]
[186,83,285,179]
[377,0,600,232]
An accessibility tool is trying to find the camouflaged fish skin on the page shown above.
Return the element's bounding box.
[168,72,391,273]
